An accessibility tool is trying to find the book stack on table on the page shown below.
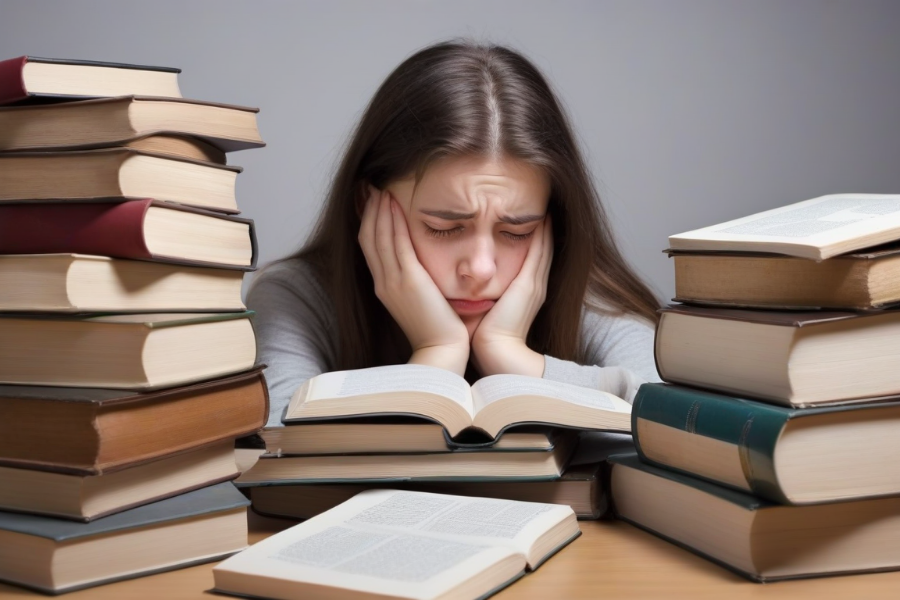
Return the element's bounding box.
[609,194,900,582]
[234,363,637,521]
[0,56,269,594]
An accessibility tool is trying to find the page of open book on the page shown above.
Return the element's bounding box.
[303,364,475,417]
[470,374,630,416]
[215,489,572,597]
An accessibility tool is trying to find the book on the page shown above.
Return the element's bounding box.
[0,311,256,389]
[0,133,227,164]
[609,453,900,582]
[0,148,243,213]
[0,56,181,105]
[669,246,900,310]
[284,364,632,439]
[0,254,246,312]
[0,482,249,594]
[632,383,900,504]
[0,95,264,152]
[0,441,238,521]
[249,463,607,521]
[0,366,268,474]
[235,433,577,484]
[655,304,900,406]
[0,199,256,269]
[261,422,559,455]
[668,193,900,260]
[213,489,579,600]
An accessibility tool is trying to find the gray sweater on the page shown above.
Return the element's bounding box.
[247,258,662,427]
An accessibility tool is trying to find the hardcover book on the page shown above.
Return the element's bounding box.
[0,482,249,594]
[0,56,181,105]
[632,383,900,504]
[609,453,900,582]
[655,304,900,405]
[0,366,268,474]
[0,95,264,152]
[284,364,632,439]
[0,133,227,164]
[0,148,244,213]
[213,489,579,600]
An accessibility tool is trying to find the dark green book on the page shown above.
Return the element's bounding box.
[632,382,900,504]
[0,482,250,594]
[609,453,900,582]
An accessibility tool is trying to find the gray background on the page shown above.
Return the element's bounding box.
[2,0,899,301]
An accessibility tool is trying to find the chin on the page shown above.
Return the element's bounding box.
[462,316,483,341]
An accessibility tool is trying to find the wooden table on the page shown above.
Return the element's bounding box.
[1,510,898,599]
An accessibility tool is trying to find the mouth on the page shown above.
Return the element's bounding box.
[447,299,496,316]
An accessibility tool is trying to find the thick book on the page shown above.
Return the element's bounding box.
[669,246,900,310]
[0,148,244,213]
[261,422,559,455]
[609,453,900,582]
[0,441,238,521]
[235,433,577,484]
[0,133,227,164]
[0,95,264,152]
[632,383,900,504]
[0,56,181,105]
[213,489,579,600]
[655,304,900,406]
[284,364,632,439]
[668,193,900,260]
[0,366,268,474]
[0,311,257,389]
[0,254,246,312]
[0,482,249,594]
[249,463,607,521]
[0,199,257,269]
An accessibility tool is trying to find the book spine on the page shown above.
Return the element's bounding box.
[632,383,791,503]
[0,200,152,258]
[0,56,27,105]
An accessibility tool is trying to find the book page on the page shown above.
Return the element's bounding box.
[471,374,627,415]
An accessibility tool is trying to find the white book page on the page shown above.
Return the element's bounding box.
[470,374,630,415]
[670,194,900,245]
[305,364,474,416]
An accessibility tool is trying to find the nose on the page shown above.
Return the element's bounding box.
[459,235,496,284]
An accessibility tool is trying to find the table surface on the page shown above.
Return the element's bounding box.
[1,509,898,600]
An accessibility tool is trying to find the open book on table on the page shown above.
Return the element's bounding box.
[284,364,632,439]
[213,488,579,600]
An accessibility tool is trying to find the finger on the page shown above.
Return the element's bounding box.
[391,198,419,272]
[374,191,401,275]
[358,186,384,281]
[538,215,553,289]
[518,215,547,277]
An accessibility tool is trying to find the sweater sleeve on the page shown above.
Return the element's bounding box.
[246,259,339,427]
[542,308,661,401]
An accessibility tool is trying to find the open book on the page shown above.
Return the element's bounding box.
[284,364,632,439]
[213,489,579,600]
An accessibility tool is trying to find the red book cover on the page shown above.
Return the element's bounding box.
[0,56,27,105]
[0,199,257,270]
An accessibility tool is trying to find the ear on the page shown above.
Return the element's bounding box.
[354,182,376,219]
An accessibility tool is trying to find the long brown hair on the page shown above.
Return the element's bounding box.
[293,40,660,371]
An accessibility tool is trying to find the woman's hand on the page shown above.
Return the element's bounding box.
[471,216,553,377]
[358,187,471,375]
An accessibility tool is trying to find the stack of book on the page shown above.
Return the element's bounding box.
[609,193,900,582]
[235,363,636,521]
[0,56,269,594]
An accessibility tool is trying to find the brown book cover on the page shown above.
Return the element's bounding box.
[0,199,257,270]
[0,366,269,475]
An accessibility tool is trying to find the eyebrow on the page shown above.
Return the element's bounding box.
[419,209,545,225]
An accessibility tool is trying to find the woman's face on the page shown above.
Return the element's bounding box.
[386,155,551,338]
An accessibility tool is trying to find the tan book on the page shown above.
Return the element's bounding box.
[669,194,900,260]
[0,95,264,152]
[285,364,631,439]
[0,312,256,389]
[655,304,900,406]
[0,441,238,521]
[670,246,900,309]
[0,148,243,213]
[213,489,579,600]
[249,463,607,521]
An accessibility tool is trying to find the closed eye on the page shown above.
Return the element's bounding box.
[425,224,464,239]
[501,230,535,242]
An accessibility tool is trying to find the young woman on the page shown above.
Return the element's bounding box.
[248,41,661,427]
